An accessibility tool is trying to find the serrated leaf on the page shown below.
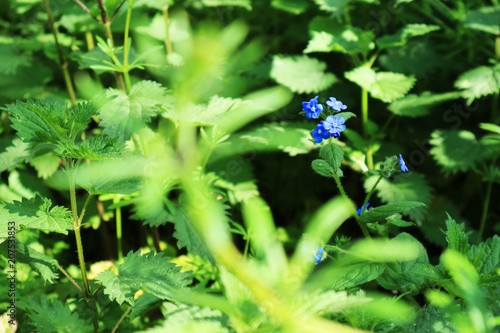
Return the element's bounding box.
[360,201,425,224]
[2,195,73,237]
[29,152,60,179]
[271,0,309,14]
[311,159,335,178]
[201,0,252,10]
[0,138,31,173]
[154,302,229,332]
[454,63,500,102]
[26,296,93,333]
[319,142,343,173]
[444,214,470,256]
[388,91,461,117]
[376,24,440,48]
[365,172,432,223]
[98,80,169,140]
[326,263,385,290]
[469,235,500,277]
[16,242,59,283]
[270,55,337,93]
[55,136,126,160]
[96,251,191,306]
[429,130,484,174]
[345,67,415,103]
[313,0,349,13]
[466,6,500,35]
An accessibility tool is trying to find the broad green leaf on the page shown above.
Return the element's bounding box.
[313,0,349,13]
[455,63,500,103]
[16,242,59,283]
[29,152,60,179]
[97,251,191,305]
[311,159,335,178]
[360,201,425,224]
[271,0,309,14]
[388,91,461,117]
[26,296,93,333]
[98,80,170,140]
[345,67,415,103]
[324,263,385,290]
[319,142,343,173]
[129,293,163,320]
[407,305,455,333]
[55,136,126,160]
[444,214,470,256]
[200,0,251,10]
[270,55,337,94]
[376,24,440,48]
[173,209,215,265]
[365,172,432,223]
[2,195,73,237]
[429,130,484,174]
[465,6,500,35]
[468,235,500,277]
[0,138,30,173]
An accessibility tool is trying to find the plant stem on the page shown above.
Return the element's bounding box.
[361,88,373,170]
[113,196,123,262]
[56,263,84,295]
[331,171,371,238]
[111,307,132,333]
[43,0,76,104]
[478,180,493,242]
[103,21,126,92]
[361,174,383,215]
[122,1,133,94]
[162,4,173,55]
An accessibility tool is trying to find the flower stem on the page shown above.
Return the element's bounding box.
[113,196,123,262]
[361,88,373,170]
[331,171,371,238]
[122,1,133,94]
[103,21,126,92]
[478,180,493,242]
[56,263,84,295]
[361,174,383,215]
[162,4,173,55]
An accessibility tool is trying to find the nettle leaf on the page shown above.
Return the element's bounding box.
[466,6,500,35]
[455,63,500,103]
[98,80,169,140]
[360,202,425,224]
[376,24,440,48]
[365,173,432,223]
[16,242,59,283]
[325,263,385,290]
[97,251,192,306]
[173,209,215,265]
[313,0,349,13]
[26,296,92,333]
[429,130,484,174]
[200,0,252,10]
[444,214,470,256]
[311,159,335,178]
[346,67,416,103]
[469,235,500,277]
[55,136,126,160]
[319,142,343,173]
[388,91,461,117]
[2,195,73,237]
[0,138,31,173]
[271,0,309,14]
[270,55,337,93]
[29,152,61,179]
[154,302,229,332]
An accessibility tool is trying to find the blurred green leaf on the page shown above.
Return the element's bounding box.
[480,122,500,134]
[201,0,251,10]
[376,24,440,48]
[17,242,59,283]
[312,0,349,13]
[0,138,31,173]
[360,201,425,224]
[455,63,500,103]
[388,91,461,117]
[0,42,31,75]
[465,6,500,35]
[325,263,385,290]
[29,152,60,179]
[271,0,309,14]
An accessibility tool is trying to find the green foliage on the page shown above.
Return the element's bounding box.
[0,138,31,173]
[388,91,461,117]
[16,242,60,283]
[97,251,192,305]
[376,24,440,48]
[319,142,344,174]
[455,63,500,102]
[271,0,309,14]
[444,214,471,256]
[360,201,425,224]
[465,6,500,35]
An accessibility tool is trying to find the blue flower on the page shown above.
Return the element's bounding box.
[356,202,370,215]
[321,115,346,137]
[399,154,409,172]
[302,96,323,119]
[326,97,347,112]
[311,123,331,143]
[313,246,324,264]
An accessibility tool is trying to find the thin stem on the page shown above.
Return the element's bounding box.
[478,180,493,242]
[113,196,123,262]
[361,88,373,170]
[361,174,383,215]
[78,193,94,226]
[243,233,250,259]
[56,263,84,295]
[97,0,107,23]
[74,0,99,21]
[111,307,132,333]
[103,21,126,92]
[162,5,173,55]
[331,170,371,238]
[43,0,76,104]
[122,1,133,94]
[152,227,161,253]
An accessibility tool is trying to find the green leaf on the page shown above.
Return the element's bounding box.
[311,159,335,178]
[98,80,169,140]
[96,251,192,306]
[406,305,455,333]
[296,290,371,315]
[0,138,31,173]
[319,143,343,173]
[200,0,252,10]
[388,91,461,117]
[270,55,337,94]
[480,122,500,134]
[0,42,31,75]
[29,152,60,179]
[26,296,93,333]
[313,0,349,13]
[429,130,484,174]
[365,173,432,223]
[345,67,416,103]
[455,63,500,103]
[210,156,259,203]
[133,0,174,9]
[55,136,126,160]
[360,201,426,224]
[376,24,440,48]
[469,235,500,277]
[173,209,215,265]
[325,263,385,290]
[444,214,470,256]
[271,0,309,14]
[2,195,73,237]
[465,6,500,35]
[16,242,59,283]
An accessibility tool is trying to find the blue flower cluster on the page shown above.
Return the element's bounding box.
[302,96,348,143]
[312,246,325,264]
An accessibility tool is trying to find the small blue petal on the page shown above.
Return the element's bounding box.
[399,154,409,172]
[356,202,370,215]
